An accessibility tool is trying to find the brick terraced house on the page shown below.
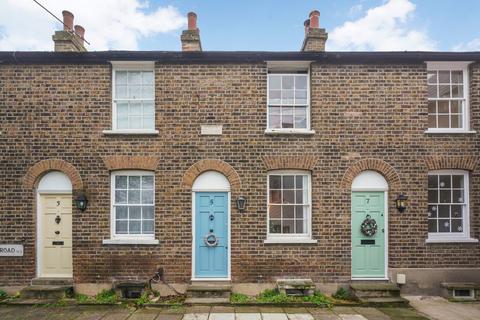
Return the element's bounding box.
[1,10,479,300]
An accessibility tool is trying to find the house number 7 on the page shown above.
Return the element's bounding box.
[366,198,370,204]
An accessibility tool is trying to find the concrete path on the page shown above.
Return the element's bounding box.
[0,305,427,320]
[405,296,480,320]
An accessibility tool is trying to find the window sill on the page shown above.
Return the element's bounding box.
[264,238,317,244]
[103,130,159,136]
[424,129,476,134]
[425,237,478,244]
[264,129,315,135]
[102,238,159,245]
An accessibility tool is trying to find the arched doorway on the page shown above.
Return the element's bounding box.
[192,171,231,280]
[351,170,388,280]
[36,171,73,278]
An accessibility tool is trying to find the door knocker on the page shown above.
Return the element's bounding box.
[360,214,378,237]
[204,233,219,247]
[55,215,61,224]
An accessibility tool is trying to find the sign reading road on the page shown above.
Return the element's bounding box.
[0,244,24,256]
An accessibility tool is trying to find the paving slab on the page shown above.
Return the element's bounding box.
[378,307,429,320]
[306,308,340,320]
[259,306,285,313]
[404,295,480,320]
[101,308,133,320]
[284,307,309,314]
[234,306,261,313]
[182,313,209,320]
[338,315,368,320]
[211,306,235,313]
[156,314,183,320]
[286,314,314,320]
[129,308,161,320]
[184,306,212,314]
[209,313,235,320]
[262,313,289,320]
[333,307,358,315]
[353,307,390,320]
[235,313,262,320]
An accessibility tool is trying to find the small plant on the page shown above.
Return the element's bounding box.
[133,292,150,307]
[257,289,291,304]
[95,289,117,304]
[75,293,92,303]
[230,293,253,303]
[332,287,352,301]
[0,289,7,301]
[301,291,332,307]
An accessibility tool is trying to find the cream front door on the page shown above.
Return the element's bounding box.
[39,194,73,278]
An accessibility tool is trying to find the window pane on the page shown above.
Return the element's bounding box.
[438,101,449,113]
[295,190,303,204]
[143,206,154,219]
[451,100,462,113]
[128,71,142,85]
[428,101,436,114]
[143,220,154,234]
[142,189,154,204]
[428,190,438,203]
[451,115,461,128]
[438,71,450,83]
[117,115,128,129]
[269,75,281,89]
[427,85,437,98]
[451,85,463,98]
[128,190,141,204]
[428,115,436,128]
[115,176,128,189]
[129,176,141,189]
[451,219,463,233]
[283,190,294,204]
[439,190,451,203]
[294,107,307,128]
[143,116,154,129]
[295,219,305,233]
[282,76,294,89]
[116,85,128,99]
[427,71,437,84]
[129,221,141,234]
[428,205,437,218]
[129,206,141,219]
[129,85,142,99]
[295,205,305,219]
[283,176,295,189]
[269,90,281,104]
[116,206,128,219]
[295,75,307,90]
[452,189,464,203]
[283,220,295,233]
[116,220,128,234]
[142,71,154,85]
[115,190,127,204]
[295,90,307,105]
[142,176,154,189]
[438,219,450,232]
[269,205,281,219]
[281,112,293,128]
[269,220,281,233]
[451,205,462,218]
[142,85,154,99]
[269,107,281,128]
[269,190,281,204]
[129,102,142,116]
[451,71,463,83]
[428,175,438,188]
[295,176,303,189]
[452,175,464,188]
[269,175,281,189]
[129,116,142,129]
[438,115,449,128]
[439,175,451,188]
[117,102,129,116]
[282,90,294,104]
[116,71,127,84]
[438,205,450,218]
[283,205,295,219]
[428,219,437,232]
[438,85,450,98]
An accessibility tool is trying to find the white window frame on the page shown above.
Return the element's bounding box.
[103,61,159,135]
[265,170,316,244]
[425,61,474,134]
[265,68,314,135]
[426,169,477,243]
[103,170,159,245]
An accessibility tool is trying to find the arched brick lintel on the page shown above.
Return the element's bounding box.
[340,158,401,191]
[424,155,479,172]
[182,159,241,190]
[23,159,83,190]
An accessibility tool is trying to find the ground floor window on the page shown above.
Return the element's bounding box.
[110,170,154,239]
[267,170,311,239]
[428,170,470,241]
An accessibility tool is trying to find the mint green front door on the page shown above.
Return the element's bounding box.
[351,191,386,278]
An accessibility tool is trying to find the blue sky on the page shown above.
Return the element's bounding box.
[1,0,479,51]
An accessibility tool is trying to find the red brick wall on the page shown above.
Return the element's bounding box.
[0,62,479,286]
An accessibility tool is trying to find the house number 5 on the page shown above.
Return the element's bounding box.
[57,201,61,206]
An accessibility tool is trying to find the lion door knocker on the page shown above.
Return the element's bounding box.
[361,214,378,237]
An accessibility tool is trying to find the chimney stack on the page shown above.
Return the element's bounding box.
[301,10,328,52]
[181,12,202,52]
[52,10,87,52]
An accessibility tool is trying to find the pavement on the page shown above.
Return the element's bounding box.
[0,305,428,320]
[405,296,480,320]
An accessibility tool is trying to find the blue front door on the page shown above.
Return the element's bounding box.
[195,192,228,278]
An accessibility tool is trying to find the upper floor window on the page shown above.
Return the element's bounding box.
[266,170,313,242]
[111,62,155,132]
[427,62,470,132]
[267,73,310,131]
[427,170,475,242]
[110,170,155,239]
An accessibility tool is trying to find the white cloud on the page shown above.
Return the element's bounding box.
[453,38,480,51]
[0,0,186,51]
[329,0,436,51]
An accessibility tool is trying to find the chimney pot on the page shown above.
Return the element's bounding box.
[62,10,74,31]
[187,12,197,30]
[309,10,320,29]
[74,25,85,44]
[304,19,310,35]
